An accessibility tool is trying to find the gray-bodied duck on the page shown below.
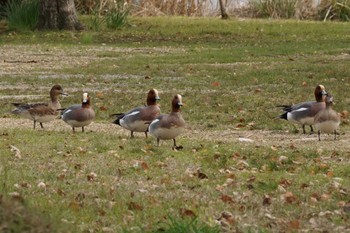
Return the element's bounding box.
[112,89,160,138]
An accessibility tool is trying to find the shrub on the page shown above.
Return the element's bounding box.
[318,0,350,21]
[248,0,297,18]
[105,4,129,30]
[86,10,106,31]
[1,0,39,31]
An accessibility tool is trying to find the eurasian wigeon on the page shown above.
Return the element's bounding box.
[278,84,327,134]
[61,93,95,132]
[149,94,185,149]
[11,84,67,129]
[314,94,340,141]
[111,89,160,138]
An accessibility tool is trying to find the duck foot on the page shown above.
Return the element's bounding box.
[172,145,183,150]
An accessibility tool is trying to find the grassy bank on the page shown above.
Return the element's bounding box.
[0,17,350,232]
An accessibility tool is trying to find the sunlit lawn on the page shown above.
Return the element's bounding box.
[0,17,350,232]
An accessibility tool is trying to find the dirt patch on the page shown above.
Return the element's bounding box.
[1,117,349,152]
[0,45,183,76]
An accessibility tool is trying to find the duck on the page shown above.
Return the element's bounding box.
[314,94,340,141]
[61,93,95,132]
[277,84,327,134]
[111,89,160,138]
[11,84,67,129]
[149,94,185,149]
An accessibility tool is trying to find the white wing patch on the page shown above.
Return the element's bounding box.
[150,119,160,125]
[294,107,308,112]
[126,111,140,117]
[64,109,72,114]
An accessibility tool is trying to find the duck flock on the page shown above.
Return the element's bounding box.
[10,84,340,149]
[10,86,186,149]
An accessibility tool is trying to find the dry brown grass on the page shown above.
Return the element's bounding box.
[73,0,350,20]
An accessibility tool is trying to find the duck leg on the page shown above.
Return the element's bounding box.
[40,122,44,128]
[302,125,306,134]
[131,131,134,138]
[157,138,160,146]
[144,131,148,138]
[318,130,321,141]
[334,130,337,140]
[33,120,36,129]
[82,127,85,133]
[309,125,314,134]
[173,139,183,150]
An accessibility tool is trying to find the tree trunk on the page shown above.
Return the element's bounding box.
[37,0,84,30]
[218,0,229,19]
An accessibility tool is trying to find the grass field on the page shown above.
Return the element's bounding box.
[1,17,350,232]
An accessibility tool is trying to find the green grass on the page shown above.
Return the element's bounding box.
[1,17,350,232]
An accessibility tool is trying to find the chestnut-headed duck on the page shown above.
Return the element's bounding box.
[278,84,327,134]
[11,84,67,129]
[62,93,95,132]
[314,94,340,141]
[112,89,160,138]
[149,94,185,149]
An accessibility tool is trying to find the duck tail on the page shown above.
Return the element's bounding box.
[110,113,125,125]
[11,103,22,107]
[11,109,20,115]
[277,111,288,120]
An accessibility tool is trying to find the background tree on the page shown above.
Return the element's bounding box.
[218,0,229,19]
[37,0,84,30]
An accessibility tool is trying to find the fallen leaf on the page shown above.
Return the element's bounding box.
[10,145,21,159]
[179,208,196,218]
[340,110,349,120]
[321,193,331,201]
[128,201,143,211]
[98,209,106,216]
[141,161,149,170]
[288,219,300,229]
[87,172,97,181]
[37,182,46,189]
[197,170,208,179]
[279,178,292,187]
[95,92,104,99]
[343,204,350,213]
[75,193,85,202]
[212,81,220,87]
[281,192,298,204]
[99,106,108,111]
[57,188,66,196]
[278,156,288,163]
[221,194,234,203]
[69,201,81,211]
[263,194,272,206]
[217,211,235,225]
[326,171,334,177]
[247,175,256,183]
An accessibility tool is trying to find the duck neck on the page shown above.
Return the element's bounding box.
[82,101,90,108]
[172,105,181,113]
[147,98,157,106]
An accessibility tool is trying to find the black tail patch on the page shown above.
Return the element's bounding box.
[111,113,125,125]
